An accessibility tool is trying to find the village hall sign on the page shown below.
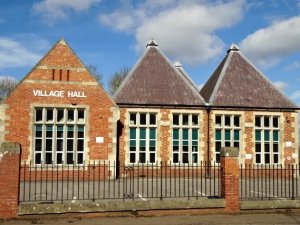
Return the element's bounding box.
[33,90,87,98]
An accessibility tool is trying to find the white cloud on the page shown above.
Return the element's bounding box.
[33,0,101,24]
[0,37,45,69]
[100,11,137,33]
[273,81,288,92]
[99,0,246,65]
[240,16,300,68]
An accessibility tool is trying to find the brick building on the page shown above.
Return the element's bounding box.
[115,41,299,165]
[115,40,206,164]
[200,44,299,165]
[0,39,298,168]
[0,39,118,165]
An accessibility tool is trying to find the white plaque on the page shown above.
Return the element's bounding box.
[285,141,292,147]
[96,137,104,143]
[245,154,252,159]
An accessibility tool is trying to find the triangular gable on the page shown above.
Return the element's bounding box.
[2,39,112,104]
[114,42,206,106]
[200,45,298,109]
[25,38,95,82]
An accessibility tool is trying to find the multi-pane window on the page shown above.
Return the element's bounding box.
[34,108,85,165]
[129,112,157,163]
[172,114,199,164]
[255,116,280,164]
[215,115,240,163]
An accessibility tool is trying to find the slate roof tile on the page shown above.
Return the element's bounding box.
[200,46,298,109]
[115,43,205,106]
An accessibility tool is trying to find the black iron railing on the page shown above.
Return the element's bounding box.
[19,161,221,203]
[240,164,300,200]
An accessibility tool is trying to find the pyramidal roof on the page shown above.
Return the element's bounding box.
[114,40,205,106]
[200,44,298,109]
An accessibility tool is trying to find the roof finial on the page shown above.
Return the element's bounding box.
[227,43,239,53]
[173,61,182,68]
[146,39,158,48]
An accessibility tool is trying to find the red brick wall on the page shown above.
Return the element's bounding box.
[118,108,126,163]
[283,112,296,164]
[0,153,20,218]
[244,111,254,164]
[159,109,171,162]
[220,155,240,212]
[202,110,211,162]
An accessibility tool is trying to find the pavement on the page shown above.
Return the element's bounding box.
[1,211,300,225]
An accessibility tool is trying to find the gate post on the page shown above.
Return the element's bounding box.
[220,147,240,212]
[0,142,21,218]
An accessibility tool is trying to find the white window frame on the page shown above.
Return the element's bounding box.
[254,115,280,164]
[171,113,199,164]
[214,114,241,163]
[128,112,157,164]
[33,107,86,166]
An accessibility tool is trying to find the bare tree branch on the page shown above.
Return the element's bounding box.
[86,64,103,85]
[108,66,130,95]
[0,76,18,101]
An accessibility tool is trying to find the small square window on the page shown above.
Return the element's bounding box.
[46,109,53,122]
[139,153,146,163]
[78,109,85,122]
[215,115,221,126]
[273,117,279,128]
[255,116,261,127]
[255,143,261,152]
[35,153,42,164]
[182,114,189,125]
[234,116,240,127]
[68,109,74,122]
[264,154,270,164]
[256,154,261,163]
[150,153,155,163]
[173,114,179,125]
[192,115,198,125]
[173,154,179,163]
[67,126,74,138]
[130,113,136,125]
[149,114,156,125]
[57,153,63,164]
[224,116,230,126]
[140,113,146,125]
[182,153,189,163]
[77,154,83,164]
[264,116,270,127]
[130,153,136,163]
[57,109,64,122]
[35,109,43,122]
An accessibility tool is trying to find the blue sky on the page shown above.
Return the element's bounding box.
[0,0,300,107]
